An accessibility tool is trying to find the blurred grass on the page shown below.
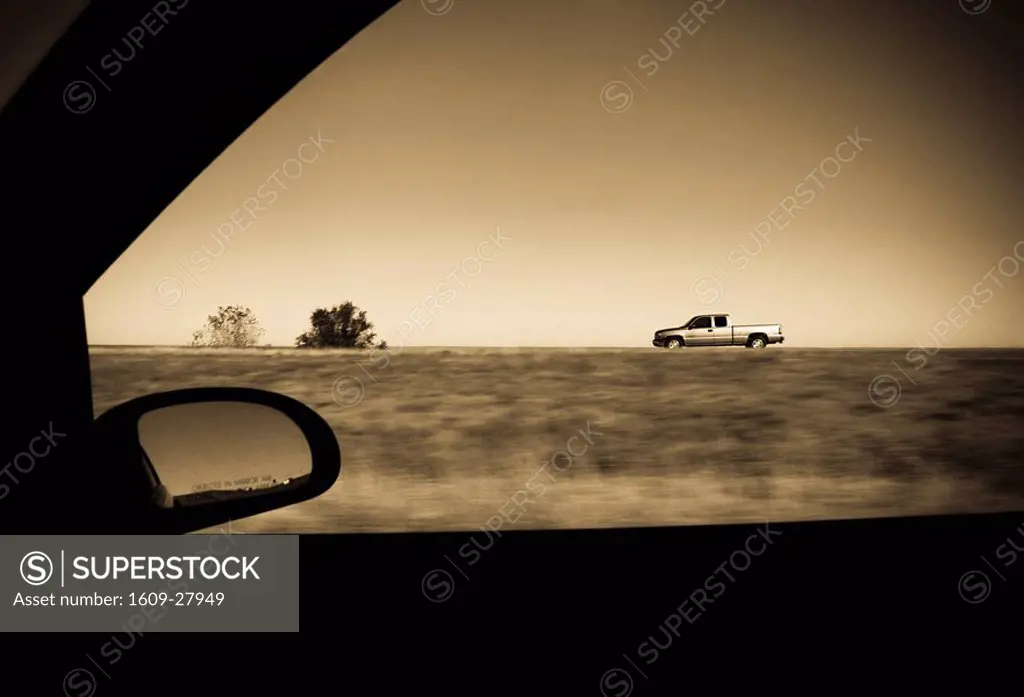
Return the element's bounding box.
[88,346,1024,532]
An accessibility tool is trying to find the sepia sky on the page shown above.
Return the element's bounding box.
[69,0,1024,347]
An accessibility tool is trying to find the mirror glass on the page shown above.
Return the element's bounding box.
[137,402,312,498]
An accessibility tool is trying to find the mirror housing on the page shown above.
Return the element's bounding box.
[90,387,341,534]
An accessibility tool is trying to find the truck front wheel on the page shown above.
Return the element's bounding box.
[666,338,682,349]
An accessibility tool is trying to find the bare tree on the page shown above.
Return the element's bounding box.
[190,305,265,348]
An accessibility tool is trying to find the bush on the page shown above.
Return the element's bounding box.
[295,301,387,349]
[190,305,265,348]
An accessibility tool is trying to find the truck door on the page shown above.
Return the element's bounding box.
[686,315,715,345]
[712,315,732,345]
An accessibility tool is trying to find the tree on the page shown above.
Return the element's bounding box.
[295,301,387,349]
[190,305,265,348]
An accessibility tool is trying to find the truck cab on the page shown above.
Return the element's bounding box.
[678,314,733,346]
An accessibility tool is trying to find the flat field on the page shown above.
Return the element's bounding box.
[88,346,1024,532]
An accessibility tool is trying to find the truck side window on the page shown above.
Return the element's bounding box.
[692,317,711,329]
[714,316,728,327]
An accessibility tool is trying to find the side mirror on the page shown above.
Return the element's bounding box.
[90,387,341,534]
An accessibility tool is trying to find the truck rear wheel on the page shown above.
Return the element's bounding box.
[749,337,767,349]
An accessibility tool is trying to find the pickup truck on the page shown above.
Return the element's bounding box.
[652,314,784,349]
